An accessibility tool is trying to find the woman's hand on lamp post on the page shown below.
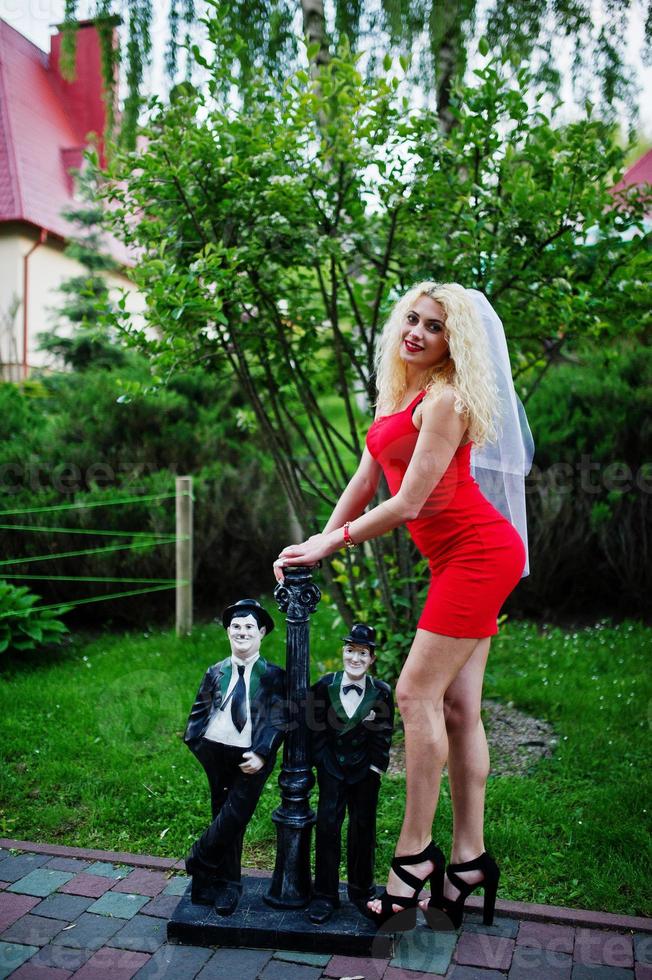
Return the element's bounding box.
[273,529,344,583]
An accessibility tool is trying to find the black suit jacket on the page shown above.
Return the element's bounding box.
[184,656,287,763]
[309,671,394,784]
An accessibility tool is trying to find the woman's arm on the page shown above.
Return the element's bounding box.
[321,447,382,534]
[274,389,466,577]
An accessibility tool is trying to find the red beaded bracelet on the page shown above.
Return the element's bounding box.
[343,522,357,549]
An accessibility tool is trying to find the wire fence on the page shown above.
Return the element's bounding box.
[0,481,193,633]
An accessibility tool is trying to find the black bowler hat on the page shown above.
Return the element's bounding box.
[221,599,275,634]
[343,623,377,651]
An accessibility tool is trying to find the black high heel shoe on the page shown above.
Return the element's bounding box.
[366,841,445,931]
[423,850,500,930]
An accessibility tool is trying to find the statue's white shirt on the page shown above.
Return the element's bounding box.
[204,652,260,747]
[339,671,366,718]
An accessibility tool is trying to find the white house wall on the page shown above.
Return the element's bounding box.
[0,226,144,380]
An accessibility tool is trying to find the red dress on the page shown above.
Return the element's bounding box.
[366,390,526,638]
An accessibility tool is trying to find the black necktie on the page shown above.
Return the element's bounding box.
[343,683,363,696]
[221,664,247,733]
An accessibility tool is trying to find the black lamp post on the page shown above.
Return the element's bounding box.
[264,564,321,908]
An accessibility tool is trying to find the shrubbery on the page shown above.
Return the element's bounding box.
[518,342,651,619]
[0,581,69,654]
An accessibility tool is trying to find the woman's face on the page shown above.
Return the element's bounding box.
[399,294,449,370]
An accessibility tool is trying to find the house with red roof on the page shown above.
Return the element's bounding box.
[0,16,141,379]
[610,147,652,208]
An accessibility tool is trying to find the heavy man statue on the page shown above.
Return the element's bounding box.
[184,599,287,915]
[307,624,395,924]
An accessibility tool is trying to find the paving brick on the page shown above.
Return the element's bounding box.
[507,944,572,979]
[197,948,274,979]
[259,961,323,980]
[574,928,634,968]
[273,950,330,966]
[107,914,167,953]
[0,893,41,932]
[324,953,388,978]
[0,941,39,979]
[83,861,132,879]
[635,936,652,965]
[464,915,519,939]
[455,933,515,972]
[57,873,115,899]
[0,854,50,883]
[7,870,74,898]
[134,943,213,978]
[517,921,575,954]
[44,858,91,874]
[111,870,168,898]
[28,894,93,921]
[636,965,652,980]
[139,895,180,919]
[50,912,126,950]
[86,892,149,919]
[571,967,634,980]
[449,968,508,980]
[390,927,457,976]
[1,913,67,946]
[10,961,74,979]
[27,943,93,972]
[72,947,151,979]
[162,875,189,896]
[385,968,449,980]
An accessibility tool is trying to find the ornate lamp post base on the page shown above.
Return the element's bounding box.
[264,817,314,909]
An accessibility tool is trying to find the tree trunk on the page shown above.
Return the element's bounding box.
[301,0,331,75]
[436,30,459,134]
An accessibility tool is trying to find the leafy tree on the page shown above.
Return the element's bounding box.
[96,41,651,662]
[60,0,650,148]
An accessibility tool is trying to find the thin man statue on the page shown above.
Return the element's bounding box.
[184,599,287,915]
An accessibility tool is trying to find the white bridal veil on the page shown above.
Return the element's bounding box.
[466,289,535,578]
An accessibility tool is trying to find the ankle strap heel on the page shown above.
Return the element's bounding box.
[366,841,445,931]
[425,850,500,931]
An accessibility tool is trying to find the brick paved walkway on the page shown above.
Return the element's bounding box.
[0,842,649,979]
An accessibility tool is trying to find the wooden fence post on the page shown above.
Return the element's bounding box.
[176,475,193,636]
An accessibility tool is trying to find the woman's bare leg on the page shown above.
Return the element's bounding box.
[368,628,480,914]
[422,636,492,906]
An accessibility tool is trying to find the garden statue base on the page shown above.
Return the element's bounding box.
[167,875,397,957]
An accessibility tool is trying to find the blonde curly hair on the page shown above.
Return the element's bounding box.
[373,281,501,449]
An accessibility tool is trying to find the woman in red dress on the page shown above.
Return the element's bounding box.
[274,282,531,931]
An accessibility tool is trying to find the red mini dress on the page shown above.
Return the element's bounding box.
[366,390,526,638]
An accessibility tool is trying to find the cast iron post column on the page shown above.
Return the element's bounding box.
[264,564,321,908]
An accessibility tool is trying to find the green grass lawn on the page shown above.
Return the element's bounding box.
[1,604,650,916]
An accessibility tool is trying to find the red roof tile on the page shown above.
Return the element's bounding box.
[611,147,652,196]
[0,17,132,266]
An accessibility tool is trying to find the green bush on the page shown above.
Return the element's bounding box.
[518,342,651,618]
[0,581,69,654]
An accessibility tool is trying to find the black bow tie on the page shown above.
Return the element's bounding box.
[343,683,363,696]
